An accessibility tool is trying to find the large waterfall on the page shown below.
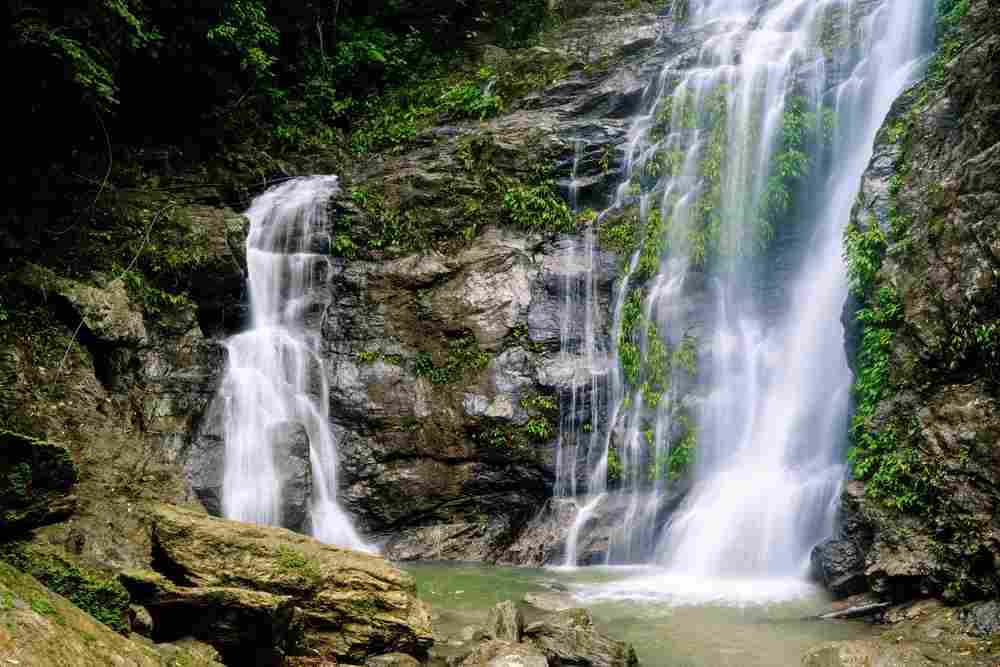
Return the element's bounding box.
[211,176,367,550]
[557,0,934,597]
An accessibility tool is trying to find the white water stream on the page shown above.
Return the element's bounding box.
[213,176,367,550]
[557,0,934,601]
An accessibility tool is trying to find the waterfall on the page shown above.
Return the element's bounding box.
[558,0,934,592]
[213,176,367,551]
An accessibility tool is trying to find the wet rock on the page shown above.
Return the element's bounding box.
[811,538,867,599]
[486,601,524,642]
[0,430,77,537]
[270,421,312,532]
[459,640,548,667]
[129,503,434,664]
[185,431,225,516]
[524,608,639,667]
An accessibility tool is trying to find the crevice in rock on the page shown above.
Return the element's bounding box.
[149,530,196,588]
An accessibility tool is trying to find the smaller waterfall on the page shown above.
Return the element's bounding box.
[215,176,367,550]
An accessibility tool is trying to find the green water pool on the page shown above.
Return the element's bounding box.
[402,562,874,667]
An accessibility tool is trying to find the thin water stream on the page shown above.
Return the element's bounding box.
[405,562,874,667]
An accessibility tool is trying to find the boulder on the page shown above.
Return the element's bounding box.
[131,503,433,664]
[459,640,548,667]
[810,538,867,599]
[270,421,313,533]
[0,430,77,537]
[958,600,1000,638]
[121,569,302,665]
[523,592,575,613]
[524,608,638,667]
[366,652,422,667]
[486,600,524,642]
[801,640,935,667]
[0,560,222,667]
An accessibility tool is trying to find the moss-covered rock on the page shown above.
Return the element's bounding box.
[0,541,130,633]
[836,0,1000,602]
[0,430,77,536]
[0,560,222,667]
[127,503,433,664]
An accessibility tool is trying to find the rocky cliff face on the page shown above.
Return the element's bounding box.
[814,0,1000,603]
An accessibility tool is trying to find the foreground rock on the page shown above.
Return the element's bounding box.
[0,560,222,666]
[123,503,433,665]
[524,608,638,667]
[804,600,1000,667]
[460,640,548,667]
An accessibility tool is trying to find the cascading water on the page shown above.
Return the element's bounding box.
[557,0,934,597]
[210,176,367,551]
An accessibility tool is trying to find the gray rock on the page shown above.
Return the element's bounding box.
[524,608,638,667]
[269,421,312,532]
[366,652,422,667]
[811,538,867,599]
[958,600,1000,637]
[459,640,548,667]
[486,601,524,642]
[130,604,154,637]
[185,431,225,516]
[523,592,575,613]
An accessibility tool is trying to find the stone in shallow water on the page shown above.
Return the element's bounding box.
[524,608,638,667]
[487,600,524,642]
[459,640,548,667]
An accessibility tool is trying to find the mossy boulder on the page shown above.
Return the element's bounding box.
[0,541,130,633]
[127,503,433,664]
[0,560,222,667]
[0,430,77,536]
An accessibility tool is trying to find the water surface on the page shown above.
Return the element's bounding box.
[405,562,874,667]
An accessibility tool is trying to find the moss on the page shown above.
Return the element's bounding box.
[0,542,130,634]
[274,546,322,586]
[413,335,491,385]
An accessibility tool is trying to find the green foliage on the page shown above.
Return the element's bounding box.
[274,546,321,584]
[6,463,31,499]
[497,0,559,48]
[439,67,503,120]
[607,447,624,483]
[120,269,189,315]
[848,286,930,512]
[208,0,280,80]
[755,97,820,248]
[503,185,575,233]
[618,289,645,384]
[843,217,887,297]
[0,544,130,633]
[636,208,667,281]
[598,210,639,253]
[672,333,698,375]
[648,413,696,482]
[640,322,669,408]
[413,336,491,385]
